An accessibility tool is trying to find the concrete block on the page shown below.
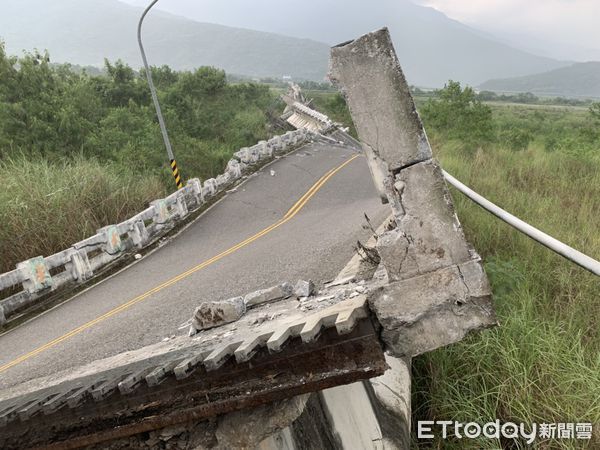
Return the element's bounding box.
[216,172,231,187]
[97,225,123,254]
[244,282,294,308]
[369,259,496,357]
[237,147,251,164]
[175,195,188,218]
[151,199,169,224]
[377,170,473,281]
[294,279,314,298]
[226,159,242,179]
[394,160,471,270]
[258,140,272,158]
[127,220,149,249]
[67,249,93,281]
[270,135,284,153]
[187,178,204,205]
[248,146,260,163]
[17,257,53,294]
[203,178,218,196]
[283,131,295,144]
[330,28,432,172]
[233,149,246,162]
[190,296,246,332]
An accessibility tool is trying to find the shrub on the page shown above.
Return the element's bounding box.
[421,81,494,147]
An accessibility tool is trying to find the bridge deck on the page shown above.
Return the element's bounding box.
[0,141,388,394]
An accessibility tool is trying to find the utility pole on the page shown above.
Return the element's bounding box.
[137,0,183,189]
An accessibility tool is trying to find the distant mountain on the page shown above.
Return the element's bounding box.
[119,0,571,87]
[0,0,330,81]
[1,0,571,86]
[480,62,600,98]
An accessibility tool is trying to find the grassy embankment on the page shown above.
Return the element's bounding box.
[318,86,599,449]
[0,45,275,273]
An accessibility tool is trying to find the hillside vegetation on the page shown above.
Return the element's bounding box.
[0,44,274,273]
[480,62,600,98]
[1,0,330,81]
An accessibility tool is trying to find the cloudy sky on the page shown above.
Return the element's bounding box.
[414,0,600,60]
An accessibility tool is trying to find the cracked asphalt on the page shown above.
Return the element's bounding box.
[0,141,389,391]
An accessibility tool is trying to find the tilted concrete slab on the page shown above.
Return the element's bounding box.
[330,27,497,358]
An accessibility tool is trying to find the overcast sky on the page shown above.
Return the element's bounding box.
[414,0,600,59]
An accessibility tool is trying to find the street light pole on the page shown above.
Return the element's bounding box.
[137,0,183,189]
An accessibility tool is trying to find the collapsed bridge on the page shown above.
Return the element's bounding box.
[7,27,594,449]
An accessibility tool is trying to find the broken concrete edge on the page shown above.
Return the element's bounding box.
[189,281,308,335]
[0,287,379,402]
[370,259,497,358]
[313,215,412,449]
[329,28,431,174]
[0,321,385,449]
[0,304,386,449]
[328,26,497,359]
[0,132,330,332]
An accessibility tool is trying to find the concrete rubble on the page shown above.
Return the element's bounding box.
[243,282,294,307]
[293,279,314,298]
[190,297,246,333]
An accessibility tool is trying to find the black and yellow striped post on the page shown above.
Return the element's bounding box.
[139,1,184,191]
[170,159,183,189]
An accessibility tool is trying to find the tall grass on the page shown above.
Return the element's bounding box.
[412,137,600,449]
[0,157,165,273]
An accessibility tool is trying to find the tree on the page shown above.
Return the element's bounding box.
[421,80,494,146]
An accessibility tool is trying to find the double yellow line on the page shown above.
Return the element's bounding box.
[0,154,360,374]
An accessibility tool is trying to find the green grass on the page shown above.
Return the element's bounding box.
[411,117,600,448]
[0,157,165,274]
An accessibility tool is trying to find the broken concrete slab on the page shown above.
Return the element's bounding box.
[294,279,314,298]
[244,282,294,308]
[330,27,496,360]
[330,27,432,178]
[369,259,497,357]
[377,160,473,281]
[190,297,246,333]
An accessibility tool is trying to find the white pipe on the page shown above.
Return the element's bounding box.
[442,170,600,276]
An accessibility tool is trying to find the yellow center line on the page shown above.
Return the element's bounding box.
[0,154,360,374]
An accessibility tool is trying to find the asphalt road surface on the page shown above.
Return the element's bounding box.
[0,141,389,391]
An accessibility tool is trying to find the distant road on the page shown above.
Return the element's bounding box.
[0,142,388,391]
